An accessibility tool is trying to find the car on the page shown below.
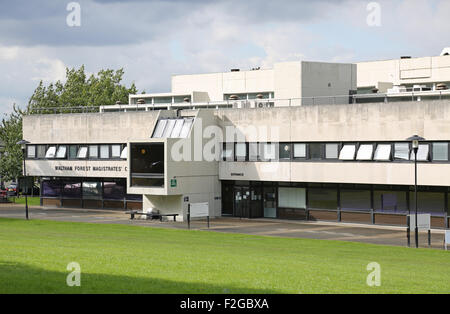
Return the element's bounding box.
[7,184,18,197]
[0,187,7,201]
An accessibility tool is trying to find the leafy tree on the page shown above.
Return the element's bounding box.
[0,105,24,182]
[0,66,139,185]
[27,65,139,113]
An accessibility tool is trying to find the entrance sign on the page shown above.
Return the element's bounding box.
[445,231,450,251]
[408,214,431,231]
[407,214,432,248]
[187,202,210,229]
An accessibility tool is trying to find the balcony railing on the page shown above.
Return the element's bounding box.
[25,89,450,115]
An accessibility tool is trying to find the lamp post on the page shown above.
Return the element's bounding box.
[17,140,30,220]
[406,135,425,248]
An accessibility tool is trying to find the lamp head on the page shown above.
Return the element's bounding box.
[16,139,30,151]
[406,135,425,149]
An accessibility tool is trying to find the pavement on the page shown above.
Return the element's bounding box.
[0,203,448,249]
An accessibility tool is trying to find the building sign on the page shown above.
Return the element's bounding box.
[26,160,128,178]
[54,165,127,172]
[170,179,177,187]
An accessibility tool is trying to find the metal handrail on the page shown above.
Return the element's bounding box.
[25,89,450,115]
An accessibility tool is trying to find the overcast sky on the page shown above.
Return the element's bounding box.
[0,0,449,116]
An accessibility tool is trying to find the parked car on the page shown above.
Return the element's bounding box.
[7,183,18,197]
[0,187,7,200]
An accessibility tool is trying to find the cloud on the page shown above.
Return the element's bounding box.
[0,0,449,117]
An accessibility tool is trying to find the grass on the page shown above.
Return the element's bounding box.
[10,196,41,206]
[0,217,449,294]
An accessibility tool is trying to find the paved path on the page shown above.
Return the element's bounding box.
[0,203,447,249]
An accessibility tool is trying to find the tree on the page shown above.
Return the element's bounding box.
[0,105,23,182]
[0,66,139,185]
[27,65,139,113]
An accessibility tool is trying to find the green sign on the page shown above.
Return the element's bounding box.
[170,179,177,187]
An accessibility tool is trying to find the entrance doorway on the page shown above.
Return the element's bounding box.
[233,185,264,218]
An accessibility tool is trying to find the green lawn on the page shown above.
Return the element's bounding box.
[0,218,449,294]
[10,196,41,206]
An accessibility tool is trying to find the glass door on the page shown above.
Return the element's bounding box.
[234,186,250,218]
[263,187,277,218]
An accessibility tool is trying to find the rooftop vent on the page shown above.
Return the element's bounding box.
[228,95,240,100]
[256,94,264,99]
[183,97,190,103]
[137,99,145,105]
[436,83,448,90]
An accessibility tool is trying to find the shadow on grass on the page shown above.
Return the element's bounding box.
[0,261,280,294]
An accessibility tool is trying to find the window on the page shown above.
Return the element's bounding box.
[45,146,56,158]
[356,144,374,161]
[89,145,98,159]
[100,145,109,159]
[278,187,306,209]
[37,145,46,158]
[235,143,247,161]
[279,143,291,160]
[27,145,36,158]
[432,143,448,161]
[179,118,193,138]
[293,143,306,158]
[394,143,410,160]
[249,143,258,161]
[325,144,339,159]
[120,146,128,159]
[221,143,234,161]
[162,119,176,138]
[170,119,184,138]
[309,143,323,159]
[260,143,277,161]
[82,181,102,200]
[339,145,356,160]
[68,145,78,159]
[374,144,391,161]
[410,144,429,161]
[77,146,88,159]
[111,145,121,158]
[56,145,67,159]
[152,119,167,138]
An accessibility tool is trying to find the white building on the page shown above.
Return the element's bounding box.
[22,57,450,228]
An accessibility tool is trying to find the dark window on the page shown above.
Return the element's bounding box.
[374,190,408,213]
[340,189,371,211]
[130,143,164,187]
[103,180,125,200]
[308,188,337,210]
[62,182,81,198]
[68,146,78,159]
[309,143,323,160]
[42,180,62,197]
[409,192,445,215]
[279,143,291,160]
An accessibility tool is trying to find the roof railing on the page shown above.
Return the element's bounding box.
[24,89,450,115]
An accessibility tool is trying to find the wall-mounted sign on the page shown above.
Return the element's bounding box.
[170,179,177,187]
[184,196,189,202]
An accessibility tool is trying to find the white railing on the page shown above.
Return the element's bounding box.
[25,89,450,114]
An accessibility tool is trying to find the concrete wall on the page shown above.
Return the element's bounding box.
[357,55,450,88]
[23,111,161,144]
[215,100,450,142]
[216,99,450,187]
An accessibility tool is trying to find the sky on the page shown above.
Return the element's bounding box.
[0,0,449,116]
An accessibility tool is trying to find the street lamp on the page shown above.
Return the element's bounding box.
[17,139,30,220]
[406,135,425,248]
